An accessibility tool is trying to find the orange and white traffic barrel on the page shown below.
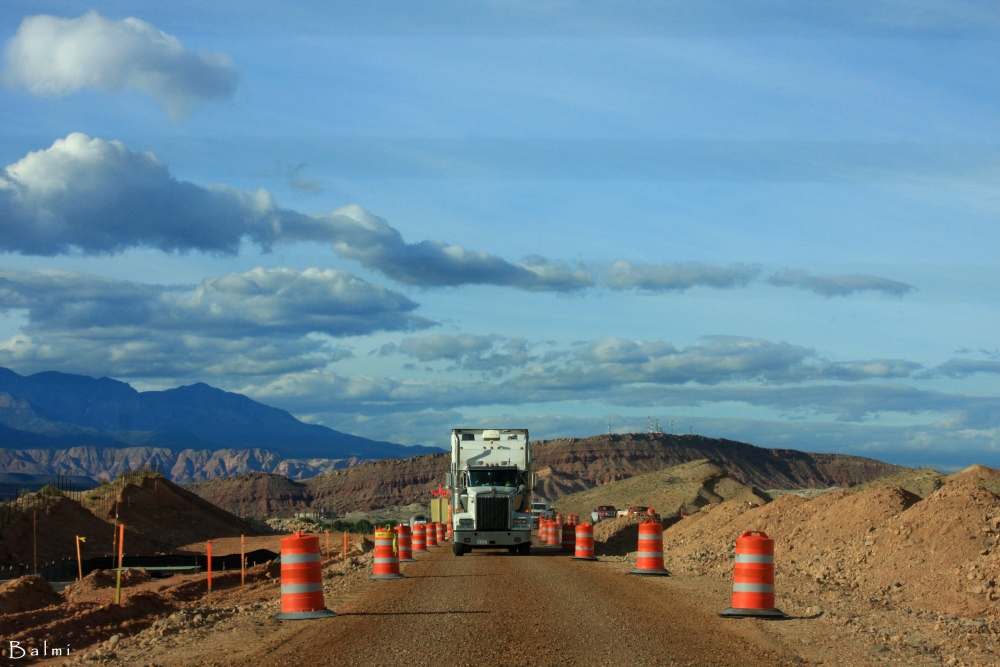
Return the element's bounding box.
[412,523,427,553]
[628,520,669,577]
[435,522,446,543]
[547,520,560,546]
[395,524,413,562]
[555,513,563,527]
[426,522,439,547]
[561,523,575,552]
[274,531,336,619]
[540,519,550,544]
[371,528,405,580]
[572,522,597,561]
[719,531,786,618]
[569,513,579,525]
[446,521,453,541]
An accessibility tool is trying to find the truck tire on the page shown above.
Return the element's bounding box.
[517,542,530,556]
[453,542,465,557]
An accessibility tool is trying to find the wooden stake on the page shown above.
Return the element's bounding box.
[240,534,245,590]
[207,540,212,597]
[75,535,86,581]
[343,531,348,557]
[114,523,124,606]
[325,530,329,558]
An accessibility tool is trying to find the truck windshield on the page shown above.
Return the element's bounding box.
[468,469,519,487]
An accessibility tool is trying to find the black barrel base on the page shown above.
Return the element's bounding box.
[718,607,787,619]
[628,568,670,576]
[273,609,337,620]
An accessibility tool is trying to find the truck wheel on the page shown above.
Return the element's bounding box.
[517,543,531,556]
[453,542,465,557]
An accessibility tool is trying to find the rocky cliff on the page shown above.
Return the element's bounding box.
[0,446,362,486]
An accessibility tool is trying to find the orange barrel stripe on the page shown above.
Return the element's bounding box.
[371,528,404,580]
[274,531,335,619]
[395,524,413,562]
[718,531,785,617]
[426,522,438,547]
[412,523,427,553]
[628,520,669,576]
[561,523,576,552]
[572,522,597,561]
[547,519,560,546]
[435,522,446,543]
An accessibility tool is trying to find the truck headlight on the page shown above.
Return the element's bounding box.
[458,518,474,527]
[513,516,529,526]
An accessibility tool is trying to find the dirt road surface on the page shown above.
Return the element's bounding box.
[79,541,847,667]
[258,548,799,667]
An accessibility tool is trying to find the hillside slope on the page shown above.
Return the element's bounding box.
[187,432,902,517]
[551,459,770,519]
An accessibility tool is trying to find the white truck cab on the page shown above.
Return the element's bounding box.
[448,428,533,556]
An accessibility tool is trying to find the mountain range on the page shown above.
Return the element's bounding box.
[0,366,441,485]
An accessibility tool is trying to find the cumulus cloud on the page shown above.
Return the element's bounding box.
[767,270,914,297]
[393,334,534,374]
[0,267,430,338]
[2,11,238,119]
[323,207,594,291]
[934,358,1000,378]
[0,267,431,378]
[604,260,760,292]
[0,134,593,292]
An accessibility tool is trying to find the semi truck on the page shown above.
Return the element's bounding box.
[448,428,534,556]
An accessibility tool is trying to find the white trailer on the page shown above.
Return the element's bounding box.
[447,428,534,556]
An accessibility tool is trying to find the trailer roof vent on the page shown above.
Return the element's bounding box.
[482,429,501,441]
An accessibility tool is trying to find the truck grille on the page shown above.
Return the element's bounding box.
[476,496,509,531]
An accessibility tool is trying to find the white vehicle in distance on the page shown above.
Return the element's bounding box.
[530,501,553,527]
[409,514,428,528]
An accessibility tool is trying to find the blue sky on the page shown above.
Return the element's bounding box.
[0,1,997,468]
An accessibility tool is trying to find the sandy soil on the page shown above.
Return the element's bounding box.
[5,524,990,667]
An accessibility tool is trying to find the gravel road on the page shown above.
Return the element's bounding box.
[241,543,799,667]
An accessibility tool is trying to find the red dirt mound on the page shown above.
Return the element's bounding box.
[0,575,61,613]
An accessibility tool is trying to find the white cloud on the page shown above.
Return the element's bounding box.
[767,270,914,297]
[605,260,760,292]
[0,267,431,379]
[2,11,238,119]
[0,134,594,292]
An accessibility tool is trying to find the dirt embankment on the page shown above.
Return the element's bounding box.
[0,475,260,567]
[0,534,372,662]
[651,469,1000,619]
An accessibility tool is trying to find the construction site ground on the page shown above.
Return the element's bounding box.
[4,531,993,667]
